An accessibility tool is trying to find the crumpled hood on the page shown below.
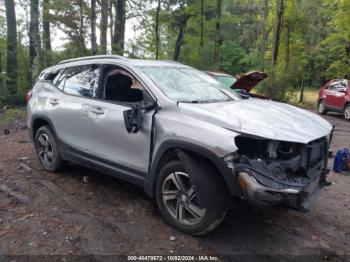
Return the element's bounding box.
[178,99,333,144]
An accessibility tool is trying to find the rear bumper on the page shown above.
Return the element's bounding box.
[236,171,325,212]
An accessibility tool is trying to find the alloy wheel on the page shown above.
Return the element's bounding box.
[162,171,206,226]
[37,133,55,166]
[318,101,325,114]
[345,106,350,120]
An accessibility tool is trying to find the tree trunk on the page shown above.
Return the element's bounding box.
[100,0,108,54]
[29,0,40,86]
[199,0,204,68]
[0,51,2,92]
[91,0,98,55]
[109,0,114,45]
[299,79,304,103]
[5,0,17,102]
[260,0,269,71]
[271,0,285,68]
[213,0,223,70]
[112,0,126,55]
[284,24,291,75]
[268,0,285,98]
[346,33,350,78]
[173,20,188,61]
[43,0,52,66]
[78,0,86,56]
[155,0,161,60]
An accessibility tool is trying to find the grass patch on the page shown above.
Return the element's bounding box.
[0,108,27,129]
[287,89,319,109]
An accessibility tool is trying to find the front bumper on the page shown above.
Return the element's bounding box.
[230,136,331,212]
[236,171,324,212]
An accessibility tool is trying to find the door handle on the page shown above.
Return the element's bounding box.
[91,107,105,115]
[49,98,59,105]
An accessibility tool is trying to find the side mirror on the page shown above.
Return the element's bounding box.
[143,101,157,111]
[123,101,157,133]
[236,90,250,99]
[239,93,250,99]
[123,102,143,133]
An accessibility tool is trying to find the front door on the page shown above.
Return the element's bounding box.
[325,81,346,109]
[88,65,155,174]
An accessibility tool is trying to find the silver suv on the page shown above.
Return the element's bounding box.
[27,55,333,235]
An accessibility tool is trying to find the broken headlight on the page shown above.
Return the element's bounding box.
[234,136,300,161]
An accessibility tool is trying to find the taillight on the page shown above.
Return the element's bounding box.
[25,89,33,103]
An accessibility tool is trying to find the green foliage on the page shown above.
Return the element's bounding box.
[0,107,26,128]
[125,0,349,101]
[0,0,349,105]
[218,42,248,75]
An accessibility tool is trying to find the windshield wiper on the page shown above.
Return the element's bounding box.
[178,99,232,104]
[177,100,199,103]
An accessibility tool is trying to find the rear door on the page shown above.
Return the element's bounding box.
[47,64,101,154]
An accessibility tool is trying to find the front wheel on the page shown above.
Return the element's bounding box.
[318,100,327,115]
[344,104,350,120]
[156,159,226,235]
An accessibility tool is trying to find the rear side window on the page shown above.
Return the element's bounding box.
[62,65,100,98]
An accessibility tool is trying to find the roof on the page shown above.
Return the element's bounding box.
[130,59,185,67]
[58,55,127,65]
[57,55,186,68]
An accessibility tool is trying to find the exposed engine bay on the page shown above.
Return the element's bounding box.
[234,135,330,190]
[230,134,331,210]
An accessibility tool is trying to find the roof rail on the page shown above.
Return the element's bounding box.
[58,55,127,65]
[162,60,182,64]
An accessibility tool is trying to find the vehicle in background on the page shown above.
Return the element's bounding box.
[318,79,350,120]
[206,71,268,99]
[206,71,237,88]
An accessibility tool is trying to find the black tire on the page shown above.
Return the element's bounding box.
[318,100,327,115]
[156,159,227,236]
[34,126,65,172]
[344,103,350,120]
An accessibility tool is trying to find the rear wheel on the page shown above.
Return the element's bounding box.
[34,126,65,171]
[344,104,350,120]
[156,159,226,235]
[318,100,327,115]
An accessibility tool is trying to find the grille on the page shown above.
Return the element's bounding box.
[307,136,328,170]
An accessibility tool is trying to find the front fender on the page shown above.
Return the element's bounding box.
[144,112,240,198]
[144,139,240,198]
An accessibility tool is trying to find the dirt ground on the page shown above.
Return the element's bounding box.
[0,110,349,260]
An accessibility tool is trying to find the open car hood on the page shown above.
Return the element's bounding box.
[230,71,267,92]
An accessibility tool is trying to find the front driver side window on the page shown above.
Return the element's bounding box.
[103,66,144,103]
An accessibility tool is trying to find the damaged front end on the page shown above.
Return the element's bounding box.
[229,133,332,212]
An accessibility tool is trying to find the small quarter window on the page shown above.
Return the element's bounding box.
[45,71,60,82]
